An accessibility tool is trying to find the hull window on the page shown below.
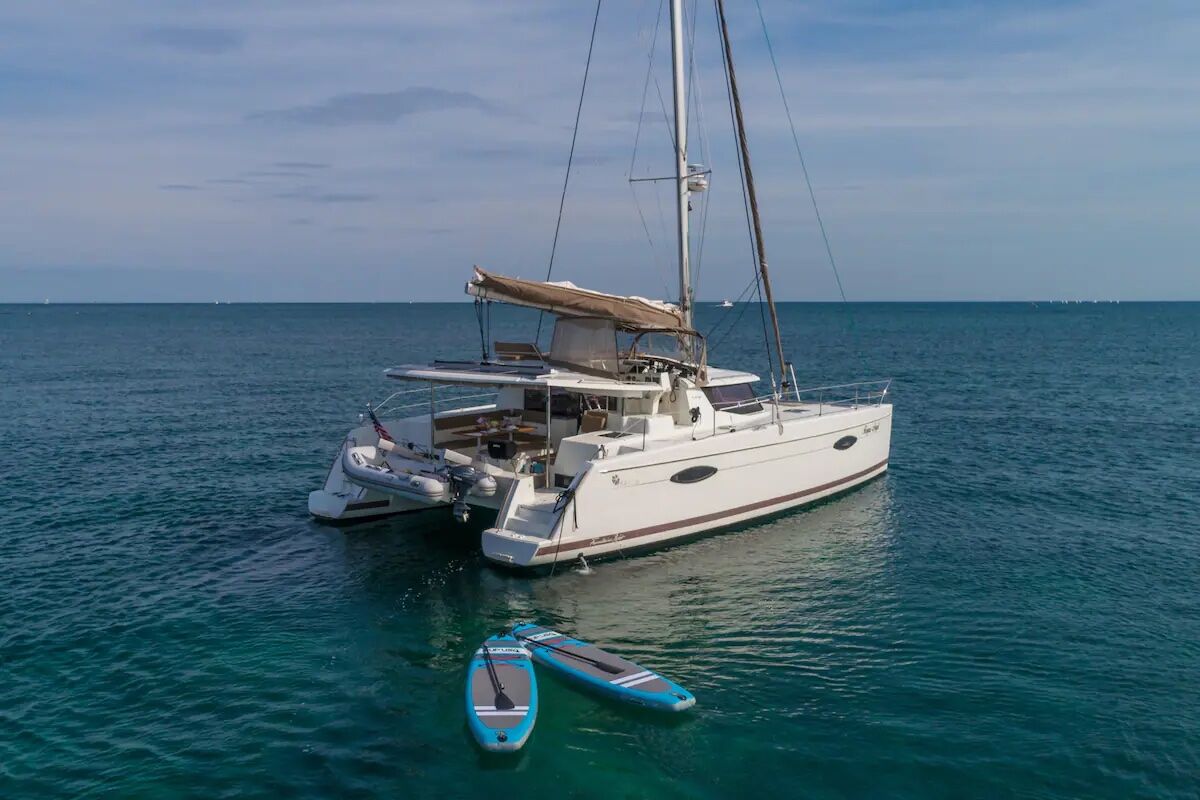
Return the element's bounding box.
[670,465,718,484]
[834,435,857,450]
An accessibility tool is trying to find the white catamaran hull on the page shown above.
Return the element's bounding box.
[482,404,892,569]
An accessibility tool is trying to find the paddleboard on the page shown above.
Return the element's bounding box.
[512,623,695,712]
[465,634,538,752]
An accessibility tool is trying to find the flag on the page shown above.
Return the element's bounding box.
[367,405,393,443]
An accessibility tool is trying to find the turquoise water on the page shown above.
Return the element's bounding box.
[1,302,1197,798]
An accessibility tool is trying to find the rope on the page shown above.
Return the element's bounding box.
[536,0,603,344]
[548,488,577,577]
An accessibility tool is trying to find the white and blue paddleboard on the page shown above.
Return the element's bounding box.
[512,623,695,712]
[465,634,538,752]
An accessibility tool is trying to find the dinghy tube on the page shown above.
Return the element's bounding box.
[340,445,498,508]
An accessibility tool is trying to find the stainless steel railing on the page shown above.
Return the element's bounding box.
[781,379,891,416]
[368,386,499,420]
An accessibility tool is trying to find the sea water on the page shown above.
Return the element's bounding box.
[1,302,1196,798]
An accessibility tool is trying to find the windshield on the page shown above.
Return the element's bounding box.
[623,330,703,366]
[549,317,619,376]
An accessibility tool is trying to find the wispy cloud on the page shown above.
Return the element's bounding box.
[248,87,497,125]
[275,188,377,203]
[242,170,309,178]
[139,26,243,55]
[3,0,1198,301]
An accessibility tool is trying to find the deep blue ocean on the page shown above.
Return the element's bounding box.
[1,301,1197,799]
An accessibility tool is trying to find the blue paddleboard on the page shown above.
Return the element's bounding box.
[512,623,695,712]
[465,634,538,752]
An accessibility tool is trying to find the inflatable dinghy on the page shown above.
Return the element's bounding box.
[465,633,538,752]
[340,441,496,512]
[511,623,694,712]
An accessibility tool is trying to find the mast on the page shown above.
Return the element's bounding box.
[669,0,692,329]
[715,0,788,390]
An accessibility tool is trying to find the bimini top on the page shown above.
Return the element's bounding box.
[466,267,684,332]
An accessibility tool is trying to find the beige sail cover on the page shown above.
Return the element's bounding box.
[466,267,685,331]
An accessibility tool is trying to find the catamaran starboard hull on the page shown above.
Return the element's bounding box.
[482,404,891,569]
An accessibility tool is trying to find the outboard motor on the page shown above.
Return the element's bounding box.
[446,465,498,523]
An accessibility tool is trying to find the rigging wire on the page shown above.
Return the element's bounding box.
[713,0,776,390]
[536,0,603,344]
[629,0,664,178]
[684,0,713,296]
[628,0,676,299]
[705,273,759,350]
[752,0,848,304]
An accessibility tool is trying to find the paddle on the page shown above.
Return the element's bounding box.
[481,643,515,711]
[513,632,625,675]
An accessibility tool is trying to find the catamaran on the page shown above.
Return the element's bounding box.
[309,0,893,570]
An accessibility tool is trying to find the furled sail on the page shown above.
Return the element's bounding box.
[465,267,686,332]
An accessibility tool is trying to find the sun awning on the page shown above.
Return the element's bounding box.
[465,267,685,331]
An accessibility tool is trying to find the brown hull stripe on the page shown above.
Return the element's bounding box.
[536,458,888,557]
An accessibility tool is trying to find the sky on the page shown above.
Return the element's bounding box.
[2,0,1198,302]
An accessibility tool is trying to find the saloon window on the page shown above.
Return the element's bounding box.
[702,383,762,414]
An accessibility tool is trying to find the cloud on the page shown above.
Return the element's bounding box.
[139,26,243,55]
[248,87,496,125]
[4,1,1198,301]
[242,170,309,178]
[454,143,617,167]
[274,189,377,203]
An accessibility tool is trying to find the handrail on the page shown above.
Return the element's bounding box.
[709,379,890,422]
[782,378,891,417]
[791,379,891,396]
[713,392,779,413]
[371,389,499,419]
